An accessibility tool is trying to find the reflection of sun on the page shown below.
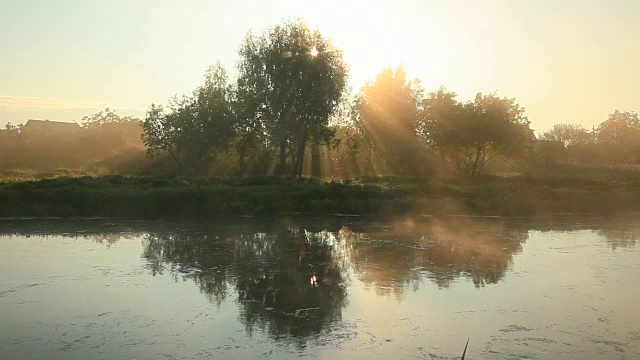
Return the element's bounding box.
[310,48,318,57]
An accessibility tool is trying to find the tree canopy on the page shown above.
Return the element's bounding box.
[236,19,348,176]
[353,67,426,175]
[142,62,236,174]
[421,90,532,176]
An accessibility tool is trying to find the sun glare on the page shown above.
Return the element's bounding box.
[310,48,318,57]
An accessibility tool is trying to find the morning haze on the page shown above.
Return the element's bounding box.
[1,1,640,359]
[1,0,639,130]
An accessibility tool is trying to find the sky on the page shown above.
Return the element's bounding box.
[1,0,639,132]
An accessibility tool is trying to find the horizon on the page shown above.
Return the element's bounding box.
[1,0,639,133]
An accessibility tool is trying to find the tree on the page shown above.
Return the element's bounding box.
[192,62,236,173]
[141,103,184,170]
[80,108,144,159]
[352,67,426,175]
[236,19,348,176]
[420,87,462,159]
[141,62,236,174]
[539,123,594,164]
[596,110,640,163]
[541,123,591,149]
[80,108,140,128]
[422,92,532,176]
[0,123,23,168]
[597,110,640,145]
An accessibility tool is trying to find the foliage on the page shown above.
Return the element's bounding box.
[141,62,236,175]
[538,124,594,164]
[81,108,140,128]
[596,110,640,163]
[3,21,640,179]
[422,91,532,176]
[0,110,144,172]
[352,67,426,175]
[236,19,348,176]
[2,173,640,218]
[541,123,592,148]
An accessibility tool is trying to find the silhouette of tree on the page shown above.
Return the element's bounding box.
[141,62,236,174]
[141,102,185,170]
[80,108,140,128]
[423,91,532,176]
[0,123,23,168]
[79,108,144,160]
[236,19,348,176]
[539,123,594,164]
[596,110,640,163]
[353,67,426,175]
[541,123,591,149]
[420,87,462,160]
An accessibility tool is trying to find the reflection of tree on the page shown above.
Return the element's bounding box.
[524,217,640,250]
[597,226,639,250]
[142,231,234,306]
[4,216,638,344]
[347,218,528,295]
[140,223,350,344]
[233,228,348,342]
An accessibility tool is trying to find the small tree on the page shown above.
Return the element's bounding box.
[540,123,594,164]
[141,102,184,170]
[141,63,236,174]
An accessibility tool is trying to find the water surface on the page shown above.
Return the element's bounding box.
[1,217,639,359]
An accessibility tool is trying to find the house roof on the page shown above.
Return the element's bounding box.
[22,119,81,134]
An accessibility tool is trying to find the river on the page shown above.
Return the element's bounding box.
[1,216,639,359]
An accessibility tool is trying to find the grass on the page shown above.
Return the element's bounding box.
[1,171,640,219]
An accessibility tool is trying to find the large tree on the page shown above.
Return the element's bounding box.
[420,87,462,160]
[423,92,532,176]
[352,67,426,175]
[236,19,348,176]
[596,110,640,163]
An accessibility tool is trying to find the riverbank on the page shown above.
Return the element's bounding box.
[1,175,639,218]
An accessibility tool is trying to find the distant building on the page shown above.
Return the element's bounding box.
[21,119,81,136]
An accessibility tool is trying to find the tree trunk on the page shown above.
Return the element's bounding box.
[237,139,248,175]
[471,146,482,176]
[168,148,183,172]
[311,143,322,178]
[477,146,487,175]
[277,140,287,176]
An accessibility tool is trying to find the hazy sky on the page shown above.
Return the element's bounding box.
[1,0,638,132]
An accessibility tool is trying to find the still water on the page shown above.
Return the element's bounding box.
[1,217,639,359]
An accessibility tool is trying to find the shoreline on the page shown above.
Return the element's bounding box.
[1,175,639,219]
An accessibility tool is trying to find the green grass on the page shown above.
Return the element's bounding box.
[1,172,640,219]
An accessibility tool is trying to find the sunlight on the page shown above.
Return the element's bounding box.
[310,48,318,57]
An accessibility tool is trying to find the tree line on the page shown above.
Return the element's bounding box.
[1,19,638,177]
[0,109,144,172]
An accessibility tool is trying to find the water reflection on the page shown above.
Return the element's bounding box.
[347,218,528,294]
[141,224,349,343]
[134,218,533,343]
[1,216,638,346]
[517,216,640,250]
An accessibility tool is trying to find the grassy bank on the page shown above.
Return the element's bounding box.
[1,174,639,219]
